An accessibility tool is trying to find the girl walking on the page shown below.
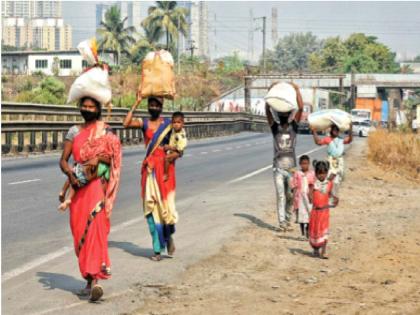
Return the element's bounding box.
[291,155,315,239]
[308,160,338,259]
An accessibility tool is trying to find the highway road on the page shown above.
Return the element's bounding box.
[2,132,331,315]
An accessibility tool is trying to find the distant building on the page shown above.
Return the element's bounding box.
[1,50,116,76]
[2,1,61,18]
[96,2,142,36]
[1,1,72,51]
[188,1,209,57]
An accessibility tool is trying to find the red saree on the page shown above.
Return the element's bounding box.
[69,121,121,280]
[141,118,178,254]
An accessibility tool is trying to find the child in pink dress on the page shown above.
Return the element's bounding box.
[291,155,315,239]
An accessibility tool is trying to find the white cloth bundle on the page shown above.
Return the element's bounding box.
[264,82,298,113]
[67,67,112,105]
[308,109,352,131]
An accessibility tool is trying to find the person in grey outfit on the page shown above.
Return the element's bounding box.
[265,83,304,230]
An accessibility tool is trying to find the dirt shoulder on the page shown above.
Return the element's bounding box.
[132,140,420,315]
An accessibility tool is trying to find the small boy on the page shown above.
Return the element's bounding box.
[58,162,110,211]
[163,111,187,181]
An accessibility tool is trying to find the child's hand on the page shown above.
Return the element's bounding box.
[59,191,65,203]
[163,144,170,152]
[163,174,169,182]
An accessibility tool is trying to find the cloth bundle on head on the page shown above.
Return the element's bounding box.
[265,82,299,113]
[139,50,176,100]
[67,39,112,106]
[308,109,352,132]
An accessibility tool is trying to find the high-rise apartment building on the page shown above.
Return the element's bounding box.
[188,1,209,57]
[1,1,72,50]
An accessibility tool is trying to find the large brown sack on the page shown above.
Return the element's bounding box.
[139,50,176,100]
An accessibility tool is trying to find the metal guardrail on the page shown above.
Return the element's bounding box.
[1,102,269,155]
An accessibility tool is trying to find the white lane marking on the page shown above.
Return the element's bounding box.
[8,179,41,185]
[1,246,73,282]
[32,288,134,315]
[2,217,144,283]
[245,144,251,147]
[229,147,323,184]
[200,151,208,155]
[235,146,242,149]
[212,149,221,153]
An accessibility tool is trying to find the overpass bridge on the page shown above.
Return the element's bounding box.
[243,73,420,111]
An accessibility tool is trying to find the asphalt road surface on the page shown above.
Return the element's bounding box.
[2,132,332,315]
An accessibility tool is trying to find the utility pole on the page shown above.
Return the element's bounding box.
[248,9,254,62]
[254,16,267,73]
[177,16,181,74]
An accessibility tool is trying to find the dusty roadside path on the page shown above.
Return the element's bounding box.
[131,140,420,315]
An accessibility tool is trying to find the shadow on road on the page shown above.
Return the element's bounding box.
[234,213,279,232]
[37,271,85,296]
[109,241,154,258]
[288,247,314,257]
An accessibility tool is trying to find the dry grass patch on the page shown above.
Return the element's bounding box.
[368,129,420,181]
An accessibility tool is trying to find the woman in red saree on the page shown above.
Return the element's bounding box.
[123,95,178,261]
[59,96,121,301]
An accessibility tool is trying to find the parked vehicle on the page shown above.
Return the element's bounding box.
[353,120,375,137]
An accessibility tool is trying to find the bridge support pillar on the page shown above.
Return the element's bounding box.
[244,77,252,113]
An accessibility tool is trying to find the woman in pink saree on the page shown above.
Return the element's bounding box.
[59,96,121,301]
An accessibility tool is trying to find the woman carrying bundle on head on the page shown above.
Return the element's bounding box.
[59,38,122,302]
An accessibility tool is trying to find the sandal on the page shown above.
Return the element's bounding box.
[89,284,103,302]
[150,254,162,262]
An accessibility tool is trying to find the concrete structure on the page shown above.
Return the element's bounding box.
[2,17,72,50]
[1,1,72,50]
[96,2,142,36]
[1,50,116,76]
[2,1,61,18]
[188,1,209,57]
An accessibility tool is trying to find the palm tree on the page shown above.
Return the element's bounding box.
[129,36,155,64]
[141,1,189,52]
[97,5,136,65]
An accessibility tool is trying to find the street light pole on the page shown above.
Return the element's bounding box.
[254,16,267,73]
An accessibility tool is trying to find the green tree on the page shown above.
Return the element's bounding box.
[309,33,399,73]
[413,55,420,62]
[216,51,246,74]
[97,5,136,65]
[141,1,189,52]
[263,32,322,72]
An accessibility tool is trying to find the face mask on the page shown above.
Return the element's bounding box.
[80,110,98,122]
[148,108,161,119]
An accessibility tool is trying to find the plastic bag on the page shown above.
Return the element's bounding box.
[264,82,298,113]
[77,38,98,66]
[67,66,112,105]
[308,109,352,131]
[139,50,176,100]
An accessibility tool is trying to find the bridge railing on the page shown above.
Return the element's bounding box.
[1,102,268,155]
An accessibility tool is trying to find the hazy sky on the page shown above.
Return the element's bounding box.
[63,1,420,61]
